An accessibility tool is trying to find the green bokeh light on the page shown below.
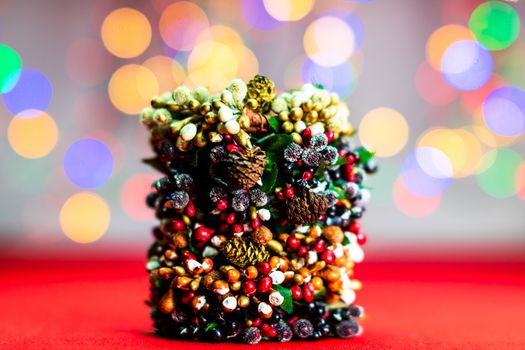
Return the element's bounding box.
[0,44,23,93]
[477,148,522,198]
[469,1,520,51]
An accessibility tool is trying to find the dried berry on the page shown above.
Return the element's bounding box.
[309,134,328,151]
[241,327,262,344]
[209,186,227,203]
[210,146,227,163]
[232,190,250,212]
[249,188,268,207]
[322,146,338,164]
[251,225,273,245]
[284,143,303,162]
[274,321,293,342]
[335,319,359,338]
[292,319,314,339]
[302,149,321,167]
[170,191,189,209]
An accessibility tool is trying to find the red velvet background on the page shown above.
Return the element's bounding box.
[1,246,524,349]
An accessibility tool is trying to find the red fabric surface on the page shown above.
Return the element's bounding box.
[1,257,524,349]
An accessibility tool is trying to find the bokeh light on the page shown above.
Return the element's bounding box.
[108,64,159,115]
[0,44,22,93]
[482,86,525,137]
[441,40,493,91]
[66,37,113,86]
[393,177,441,217]
[60,192,110,243]
[263,0,314,21]
[143,55,186,93]
[74,90,120,132]
[415,61,457,105]
[477,148,522,198]
[304,16,355,67]
[7,110,58,159]
[321,8,364,51]
[120,174,157,221]
[401,148,452,197]
[359,107,409,157]
[101,7,151,58]
[242,0,284,30]
[471,111,518,148]
[302,59,356,98]
[159,1,209,51]
[64,138,113,189]
[418,128,483,178]
[2,68,52,115]
[515,162,525,201]
[426,24,474,71]
[461,74,505,114]
[469,1,520,51]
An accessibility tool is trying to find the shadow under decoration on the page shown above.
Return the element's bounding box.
[140,75,377,344]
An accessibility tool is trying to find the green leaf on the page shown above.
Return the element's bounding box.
[273,285,293,314]
[186,228,199,255]
[142,156,168,174]
[333,156,347,166]
[314,162,327,178]
[205,322,219,332]
[328,185,346,200]
[342,234,350,246]
[261,160,278,192]
[356,146,375,164]
[268,116,280,133]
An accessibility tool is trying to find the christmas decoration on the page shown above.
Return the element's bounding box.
[141,75,375,344]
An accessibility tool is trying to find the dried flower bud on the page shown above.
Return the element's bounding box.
[185,259,203,275]
[180,123,197,141]
[159,289,175,314]
[269,270,285,285]
[218,105,234,122]
[257,208,271,221]
[173,86,191,105]
[174,276,192,290]
[251,225,273,245]
[201,258,214,273]
[258,301,273,318]
[172,232,188,249]
[268,290,284,306]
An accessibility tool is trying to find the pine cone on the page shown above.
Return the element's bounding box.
[286,190,331,225]
[246,75,275,112]
[221,237,270,268]
[226,147,266,190]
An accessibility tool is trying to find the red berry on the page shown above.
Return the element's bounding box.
[251,217,261,229]
[252,318,261,327]
[226,212,236,224]
[338,150,346,157]
[181,291,195,304]
[242,281,257,296]
[325,130,335,143]
[302,171,313,181]
[297,246,307,256]
[297,160,304,167]
[302,127,312,140]
[185,201,195,217]
[261,323,271,333]
[287,236,301,250]
[219,223,229,233]
[276,191,285,201]
[257,276,273,293]
[194,226,214,245]
[290,285,303,300]
[172,220,185,232]
[181,251,196,261]
[232,224,243,234]
[349,221,360,233]
[320,250,335,264]
[216,199,228,211]
[267,328,277,337]
[224,134,232,142]
[346,154,356,164]
[285,187,295,198]
[226,143,242,152]
[257,261,272,275]
[313,239,326,253]
[303,284,314,303]
[356,232,367,245]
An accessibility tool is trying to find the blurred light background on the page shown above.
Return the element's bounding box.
[0,0,524,253]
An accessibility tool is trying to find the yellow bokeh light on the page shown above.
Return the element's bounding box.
[143,55,186,92]
[196,25,244,48]
[159,1,209,51]
[8,110,58,159]
[426,24,474,70]
[187,41,239,92]
[417,128,484,178]
[108,64,159,115]
[359,107,409,157]
[60,192,110,244]
[263,0,314,21]
[101,8,151,58]
[304,16,355,67]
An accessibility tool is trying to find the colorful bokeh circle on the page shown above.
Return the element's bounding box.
[64,138,113,189]
[121,174,158,221]
[482,86,525,137]
[401,148,452,197]
[469,1,520,51]
[263,0,314,21]
[60,192,110,243]
[426,24,474,71]
[2,68,52,115]
[393,177,441,217]
[477,148,522,198]
[359,107,409,157]
[7,110,58,159]
[0,44,22,93]
[159,2,209,51]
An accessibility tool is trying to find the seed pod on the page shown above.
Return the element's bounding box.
[190,277,201,291]
[267,240,284,255]
[185,259,203,275]
[258,302,273,319]
[218,106,234,122]
[174,276,192,290]
[268,290,284,306]
[238,114,251,129]
[202,270,222,290]
[319,266,341,282]
[230,281,242,291]
[238,295,250,308]
[269,270,285,285]
[193,131,207,148]
[164,250,178,261]
[191,295,206,311]
[180,123,197,141]
[172,232,188,249]
[322,226,344,244]
[201,258,214,273]
[222,295,238,312]
[251,225,273,245]
[225,119,241,135]
[213,280,230,295]
[173,266,188,276]
[158,288,175,314]
[158,267,175,280]
[176,136,192,152]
